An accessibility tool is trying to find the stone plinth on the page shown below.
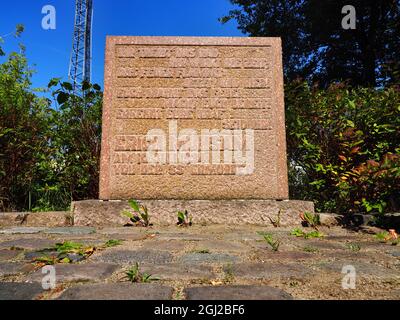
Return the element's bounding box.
[72,199,314,227]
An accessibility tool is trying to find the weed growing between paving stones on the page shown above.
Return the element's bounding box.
[124,263,158,283]
[303,246,318,253]
[177,210,193,227]
[121,199,152,227]
[257,232,280,251]
[268,209,282,228]
[191,249,211,254]
[374,230,399,245]
[104,239,123,247]
[300,212,321,229]
[31,239,123,266]
[223,263,235,284]
[32,241,95,266]
[346,243,361,252]
[290,228,325,239]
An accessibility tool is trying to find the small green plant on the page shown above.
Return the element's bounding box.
[33,255,57,265]
[121,199,152,227]
[223,263,235,284]
[346,243,361,252]
[32,241,95,265]
[303,246,318,253]
[374,231,390,242]
[125,263,158,283]
[104,239,123,248]
[192,249,210,254]
[257,231,280,251]
[300,212,321,229]
[55,241,83,254]
[177,210,192,227]
[268,209,282,228]
[374,230,399,245]
[290,228,324,239]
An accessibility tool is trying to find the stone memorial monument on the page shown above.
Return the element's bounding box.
[73,36,314,226]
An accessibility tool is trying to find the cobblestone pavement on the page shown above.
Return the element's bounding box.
[0,225,398,300]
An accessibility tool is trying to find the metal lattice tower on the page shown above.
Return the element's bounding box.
[69,0,93,94]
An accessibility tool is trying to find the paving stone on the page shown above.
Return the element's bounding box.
[43,227,96,235]
[0,249,22,261]
[359,241,395,250]
[325,235,362,241]
[225,263,312,280]
[58,283,173,300]
[97,228,149,241]
[26,263,119,283]
[224,232,262,242]
[101,233,149,241]
[0,282,43,300]
[0,238,55,250]
[297,240,345,250]
[317,251,387,263]
[157,233,208,241]
[184,285,293,300]
[92,249,173,265]
[140,263,215,280]
[0,262,35,277]
[141,240,185,251]
[254,251,314,262]
[316,261,399,279]
[97,227,148,235]
[191,240,248,252]
[179,253,239,264]
[0,227,46,234]
[387,250,400,258]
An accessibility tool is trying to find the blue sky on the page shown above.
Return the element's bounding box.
[0,0,242,92]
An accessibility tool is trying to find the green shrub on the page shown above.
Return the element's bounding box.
[286,81,400,214]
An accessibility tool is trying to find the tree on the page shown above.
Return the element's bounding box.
[0,29,54,211]
[221,0,400,87]
[49,80,103,202]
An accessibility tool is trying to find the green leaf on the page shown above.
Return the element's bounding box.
[82,81,91,91]
[57,92,69,105]
[128,199,141,213]
[121,210,134,220]
[48,77,61,88]
[62,82,73,91]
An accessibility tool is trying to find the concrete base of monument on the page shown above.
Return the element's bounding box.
[72,199,314,227]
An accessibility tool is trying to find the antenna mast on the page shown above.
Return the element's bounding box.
[69,0,93,94]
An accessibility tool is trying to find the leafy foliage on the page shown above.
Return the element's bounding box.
[268,209,282,228]
[221,1,400,87]
[121,200,152,227]
[374,229,399,245]
[104,239,123,248]
[286,81,400,214]
[0,35,56,211]
[290,228,325,239]
[300,212,321,229]
[177,210,192,227]
[125,263,157,283]
[257,231,280,251]
[0,28,102,212]
[32,241,96,265]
